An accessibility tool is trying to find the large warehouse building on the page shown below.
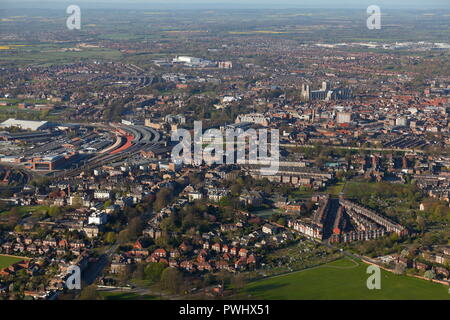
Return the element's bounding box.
[0,118,51,131]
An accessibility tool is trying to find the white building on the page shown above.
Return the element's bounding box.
[172,56,214,67]
[188,191,203,202]
[94,190,112,200]
[262,224,277,235]
[235,113,270,126]
[88,212,108,225]
[396,117,409,127]
[336,112,353,124]
[0,118,50,131]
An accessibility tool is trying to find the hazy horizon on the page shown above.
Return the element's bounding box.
[1,0,449,10]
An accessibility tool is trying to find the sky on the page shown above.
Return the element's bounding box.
[1,0,449,10]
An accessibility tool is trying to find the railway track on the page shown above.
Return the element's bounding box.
[52,124,165,178]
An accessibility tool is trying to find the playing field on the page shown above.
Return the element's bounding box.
[240,258,450,300]
[0,255,24,269]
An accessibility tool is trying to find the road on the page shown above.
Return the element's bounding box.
[81,243,120,286]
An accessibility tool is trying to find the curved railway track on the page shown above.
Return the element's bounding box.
[53,124,164,178]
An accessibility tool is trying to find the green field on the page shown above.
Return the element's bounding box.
[99,291,158,300]
[252,208,283,218]
[324,181,346,196]
[0,255,24,269]
[0,46,123,66]
[239,258,450,300]
[1,205,51,216]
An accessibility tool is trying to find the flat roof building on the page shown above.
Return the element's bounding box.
[0,118,50,131]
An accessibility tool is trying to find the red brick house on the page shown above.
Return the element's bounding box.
[180,260,195,271]
[179,242,192,252]
[234,258,246,270]
[58,239,69,248]
[133,240,144,249]
[247,254,256,264]
[216,260,229,270]
[197,262,212,271]
[212,243,221,252]
[238,248,248,258]
[153,248,167,258]
[146,255,158,263]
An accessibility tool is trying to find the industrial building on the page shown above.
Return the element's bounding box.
[27,154,71,171]
[172,56,215,67]
[0,118,52,131]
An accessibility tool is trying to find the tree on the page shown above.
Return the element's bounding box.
[133,262,145,280]
[103,200,112,209]
[144,262,166,283]
[276,217,286,226]
[154,188,173,211]
[118,229,130,244]
[400,249,409,258]
[216,270,231,286]
[232,273,246,290]
[394,263,405,275]
[424,270,436,280]
[230,184,242,196]
[416,215,426,233]
[160,267,183,294]
[127,217,143,241]
[7,207,21,229]
[104,232,116,244]
[118,265,131,285]
[48,206,61,217]
[79,285,103,300]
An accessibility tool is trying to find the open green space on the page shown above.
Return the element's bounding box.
[324,181,346,197]
[99,291,159,300]
[1,205,51,217]
[252,208,283,218]
[0,47,123,66]
[288,188,315,200]
[0,254,25,269]
[239,258,450,300]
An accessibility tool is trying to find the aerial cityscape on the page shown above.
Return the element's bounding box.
[0,0,448,307]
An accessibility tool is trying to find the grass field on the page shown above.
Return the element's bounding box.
[252,208,283,218]
[324,181,346,196]
[99,291,158,300]
[0,205,50,217]
[0,47,123,66]
[239,258,450,300]
[0,255,25,269]
[288,188,315,200]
